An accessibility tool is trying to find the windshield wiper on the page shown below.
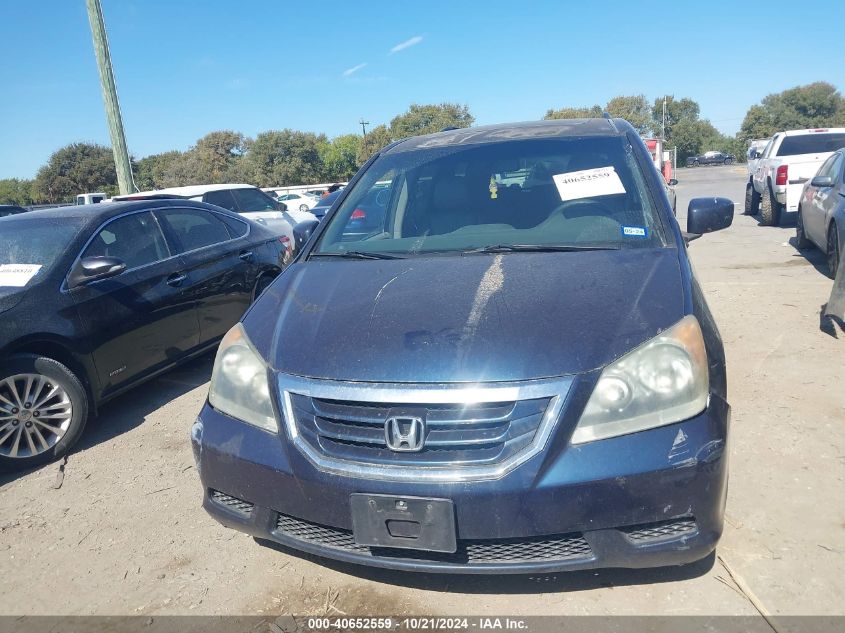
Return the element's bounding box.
[311,250,405,260]
[461,244,621,255]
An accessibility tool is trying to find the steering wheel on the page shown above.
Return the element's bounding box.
[548,198,617,221]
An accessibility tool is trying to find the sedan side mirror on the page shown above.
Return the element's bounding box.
[275,201,288,212]
[668,178,678,186]
[811,175,835,188]
[293,219,320,253]
[68,256,126,288]
[687,197,734,236]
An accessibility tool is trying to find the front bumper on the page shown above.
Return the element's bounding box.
[192,395,729,574]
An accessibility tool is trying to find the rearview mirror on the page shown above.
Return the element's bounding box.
[293,219,320,253]
[687,197,734,236]
[275,201,288,212]
[811,175,835,188]
[68,256,126,288]
[668,178,678,186]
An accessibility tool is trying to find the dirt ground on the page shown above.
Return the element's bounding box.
[1,165,843,617]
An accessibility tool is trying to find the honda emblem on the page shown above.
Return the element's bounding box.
[384,416,425,452]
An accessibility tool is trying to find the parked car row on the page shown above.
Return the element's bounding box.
[740,127,845,276]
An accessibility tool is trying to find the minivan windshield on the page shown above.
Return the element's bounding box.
[313,136,666,256]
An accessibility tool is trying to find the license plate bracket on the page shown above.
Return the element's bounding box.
[350,494,456,553]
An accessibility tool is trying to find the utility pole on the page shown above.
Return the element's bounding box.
[662,96,667,140]
[359,118,369,151]
[86,0,134,195]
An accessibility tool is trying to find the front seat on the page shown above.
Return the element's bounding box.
[428,176,475,235]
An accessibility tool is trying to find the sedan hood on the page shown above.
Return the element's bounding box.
[0,287,27,315]
[244,249,685,383]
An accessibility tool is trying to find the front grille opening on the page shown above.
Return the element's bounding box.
[274,512,593,565]
[620,517,697,542]
[290,393,551,468]
[209,489,254,517]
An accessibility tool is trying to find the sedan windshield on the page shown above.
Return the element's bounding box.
[0,218,83,281]
[313,136,666,256]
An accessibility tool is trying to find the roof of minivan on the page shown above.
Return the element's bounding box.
[385,118,632,154]
[113,183,254,200]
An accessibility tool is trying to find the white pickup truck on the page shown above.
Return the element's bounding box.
[744,128,845,225]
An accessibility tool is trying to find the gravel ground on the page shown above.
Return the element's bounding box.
[1,165,843,618]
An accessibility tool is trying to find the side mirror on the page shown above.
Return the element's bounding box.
[687,197,734,236]
[668,178,678,186]
[68,256,126,288]
[811,175,835,188]
[275,201,288,212]
[293,219,319,253]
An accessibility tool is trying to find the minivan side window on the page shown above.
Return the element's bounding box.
[156,209,235,253]
[203,189,238,212]
[82,212,169,270]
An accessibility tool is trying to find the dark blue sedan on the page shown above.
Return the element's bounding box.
[193,118,734,573]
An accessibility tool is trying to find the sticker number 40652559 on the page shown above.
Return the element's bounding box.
[552,165,626,202]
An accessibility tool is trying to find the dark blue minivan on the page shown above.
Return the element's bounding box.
[192,118,733,573]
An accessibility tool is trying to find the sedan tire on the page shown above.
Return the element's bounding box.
[0,355,88,472]
[724,158,733,166]
[828,223,840,280]
[795,206,812,249]
[299,204,309,213]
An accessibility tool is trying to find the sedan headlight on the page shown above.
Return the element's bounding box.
[571,315,708,444]
[208,323,278,432]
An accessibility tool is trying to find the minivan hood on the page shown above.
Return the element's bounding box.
[245,249,685,383]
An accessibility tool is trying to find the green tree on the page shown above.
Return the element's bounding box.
[33,143,119,203]
[606,95,652,135]
[358,125,394,163]
[0,178,36,205]
[134,150,183,190]
[389,103,474,138]
[544,105,603,120]
[671,119,722,162]
[652,96,700,141]
[159,131,250,186]
[248,129,325,186]
[739,82,845,140]
[319,134,362,181]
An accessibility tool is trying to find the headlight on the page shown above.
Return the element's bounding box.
[208,323,278,432]
[571,315,708,444]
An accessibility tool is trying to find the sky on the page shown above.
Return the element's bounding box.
[1,0,844,179]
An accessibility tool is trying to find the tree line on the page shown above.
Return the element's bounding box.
[3,83,843,206]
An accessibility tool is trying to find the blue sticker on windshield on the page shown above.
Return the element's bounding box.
[621,226,648,238]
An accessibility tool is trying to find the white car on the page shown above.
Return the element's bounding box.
[113,184,300,250]
[275,192,318,213]
[747,128,845,225]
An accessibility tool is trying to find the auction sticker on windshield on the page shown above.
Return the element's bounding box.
[0,264,42,287]
[552,165,626,201]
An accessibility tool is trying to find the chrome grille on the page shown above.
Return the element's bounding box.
[274,512,592,564]
[278,374,572,482]
[291,395,549,467]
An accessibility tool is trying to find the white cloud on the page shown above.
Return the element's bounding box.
[389,35,423,54]
[342,63,367,77]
